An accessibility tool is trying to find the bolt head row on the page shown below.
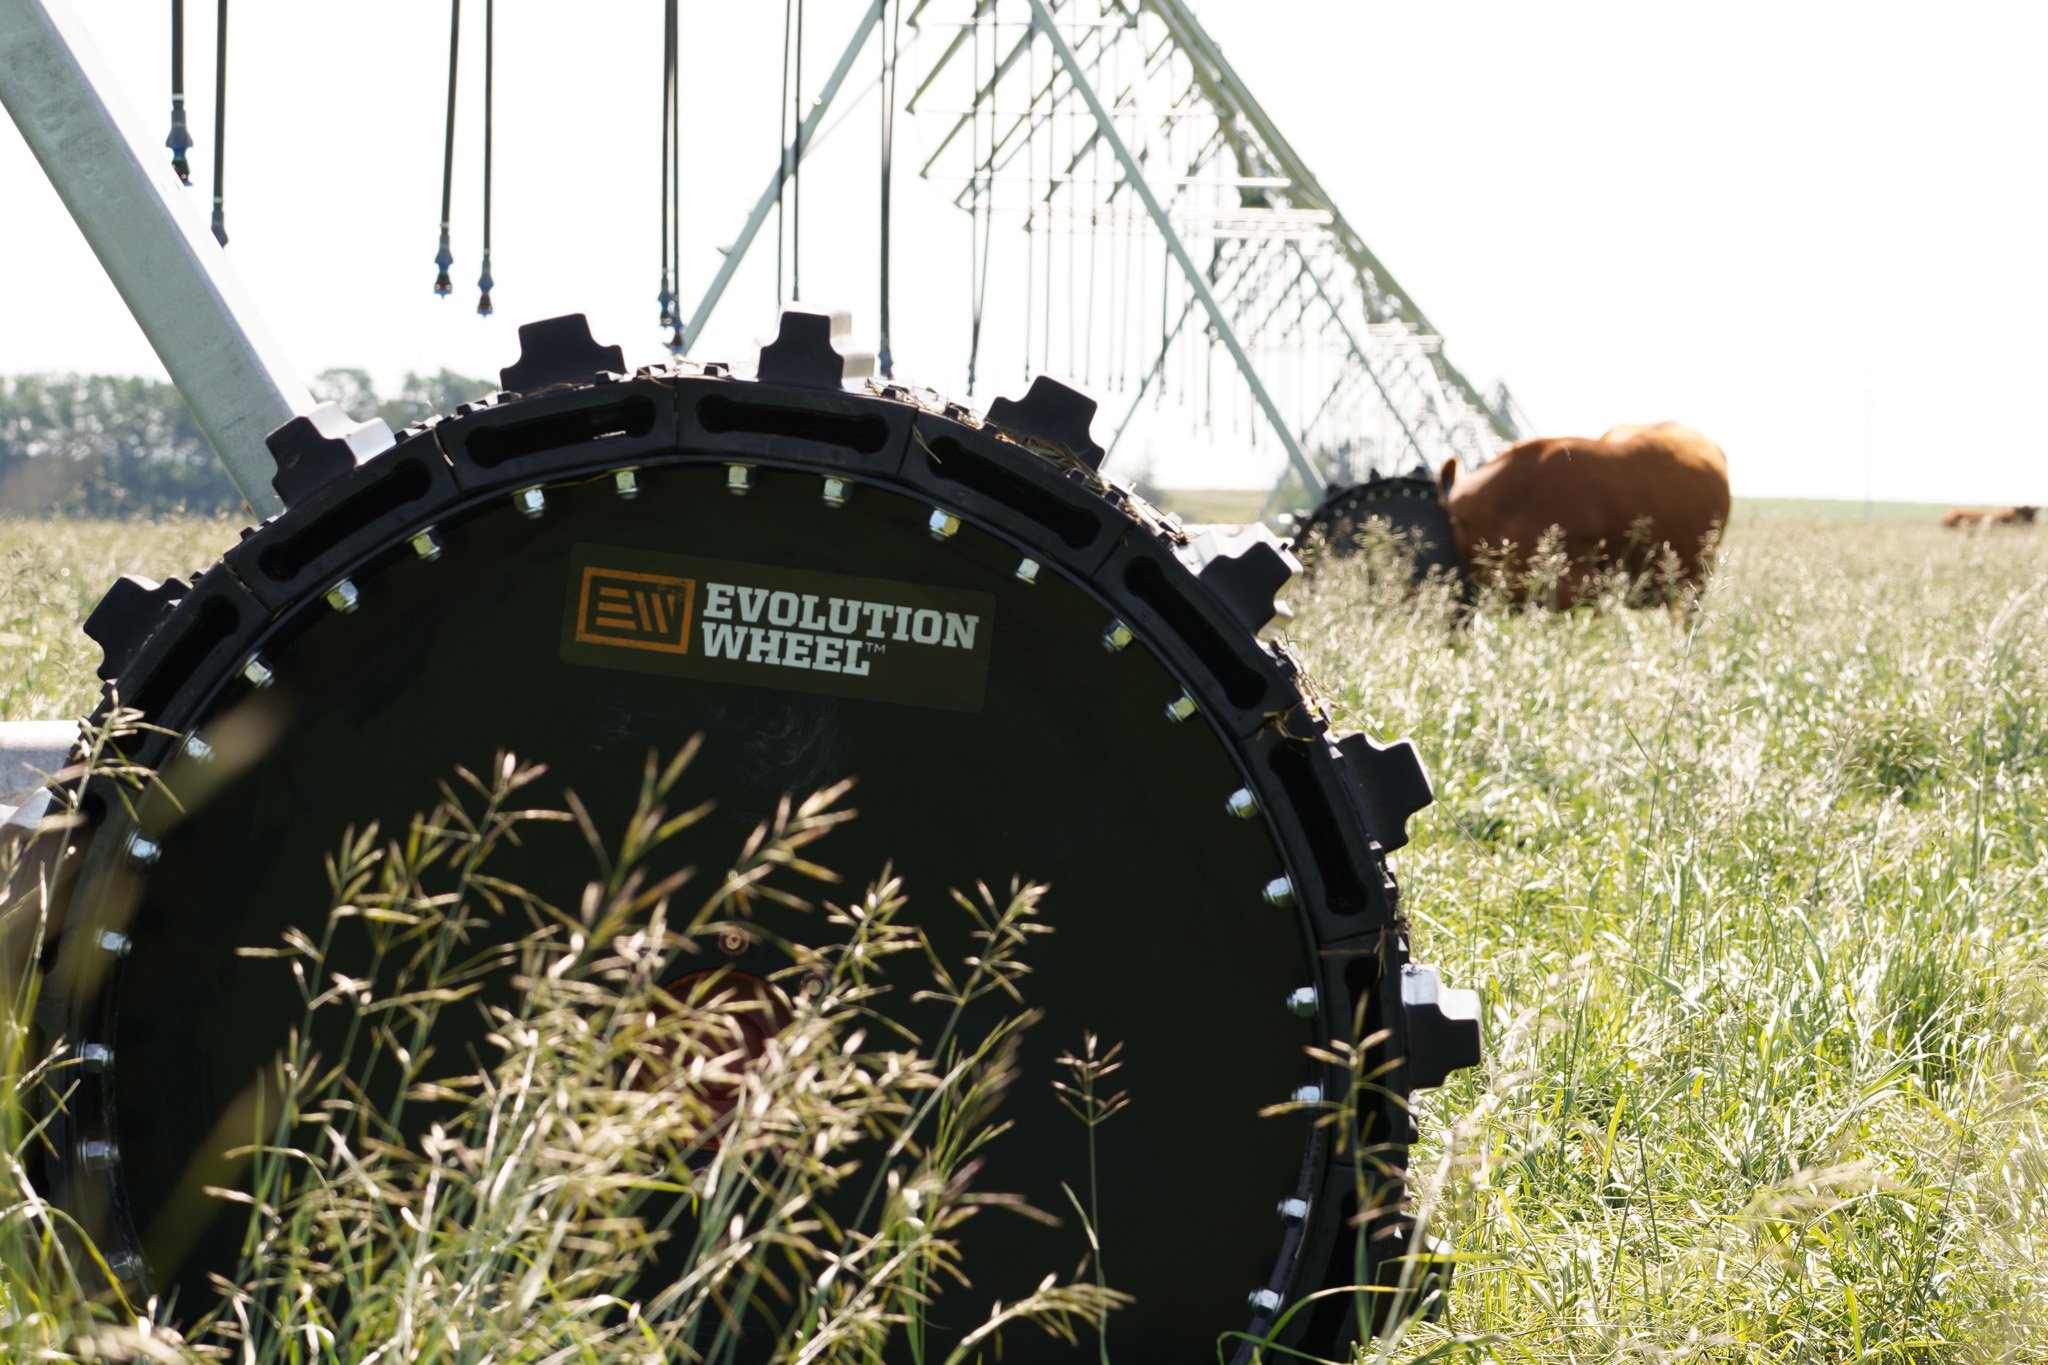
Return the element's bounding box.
[928,509,961,540]
[822,477,850,507]
[726,464,752,495]
[324,579,359,613]
[614,467,640,499]
[1015,557,1041,585]
[514,485,546,517]
[411,528,443,560]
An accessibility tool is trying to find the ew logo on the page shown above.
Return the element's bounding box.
[574,567,695,655]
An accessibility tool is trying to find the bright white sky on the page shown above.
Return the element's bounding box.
[2,1,2043,502]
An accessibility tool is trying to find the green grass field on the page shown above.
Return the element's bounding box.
[1286,513,2048,1359]
[5,506,2047,1359]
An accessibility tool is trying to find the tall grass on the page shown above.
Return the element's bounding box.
[1291,519,2048,1360]
[2,738,1120,1361]
[7,509,2048,1360]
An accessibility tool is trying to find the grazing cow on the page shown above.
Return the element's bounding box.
[1436,422,1730,605]
[1943,506,2036,527]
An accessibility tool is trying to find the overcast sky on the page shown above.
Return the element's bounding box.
[3,1,2042,501]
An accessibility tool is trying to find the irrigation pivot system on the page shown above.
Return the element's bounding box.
[682,0,1523,509]
[2,0,1483,1358]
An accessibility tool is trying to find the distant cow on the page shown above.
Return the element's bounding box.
[1943,506,2037,527]
[1436,422,1730,605]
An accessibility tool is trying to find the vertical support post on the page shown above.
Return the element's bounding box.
[1023,0,1323,500]
[0,0,329,518]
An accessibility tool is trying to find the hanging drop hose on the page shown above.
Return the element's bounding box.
[776,0,790,308]
[666,0,683,354]
[166,0,191,184]
[208,0,226,245]
[1039,26,1054,383]
[475,0,494,316]
[433,0,460,296]
[790,0,804,303]
[657,0,676,336]
[1021,16,1035,383]
[876,0,896,379]
[1083,150,1096,387]
[965,12,992,394]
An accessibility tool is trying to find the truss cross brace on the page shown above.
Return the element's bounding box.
[1023,0,1321,501]
[684,0,887,347]
[1287,242,1426,471]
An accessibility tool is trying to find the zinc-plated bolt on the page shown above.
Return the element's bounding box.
[80,1139,117,1173]
[79,1043,113,1073]
[513,486,547,518]
[726,464,753,495]
[127,835,161,866]
[614,467,641,498]
[1101,620,1133,652]
[1015,557,1041,585]
[411,528,443,560]
[324,579,360,613]
[1277,1197,1311,1225]
[1262,875,1296,908]
[1247,1288,1282,1315]
[96,930,131,957]
[1225,787,1260,819]
[928,509,961,540]
[822,477,850,507]
[241,656,275,688]
[1165,692,1198,723]
[1285,986,1320,1018]
[1289,1084,1324,1106]
[181,735,214,763]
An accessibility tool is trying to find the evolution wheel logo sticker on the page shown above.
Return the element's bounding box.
[563,544,995,712]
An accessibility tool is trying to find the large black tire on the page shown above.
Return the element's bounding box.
[1294,469,1468,592]
[36,313,1478,1361]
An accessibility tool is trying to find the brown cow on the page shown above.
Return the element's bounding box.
[1436,422,1730,605]
[1943,506,2037,527]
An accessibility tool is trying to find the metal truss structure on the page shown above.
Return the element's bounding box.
[688,0,1522,514]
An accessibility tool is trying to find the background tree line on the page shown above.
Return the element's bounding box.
[0,370,491,519]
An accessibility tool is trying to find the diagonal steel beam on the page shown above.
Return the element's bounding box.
[0,0,330,516]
